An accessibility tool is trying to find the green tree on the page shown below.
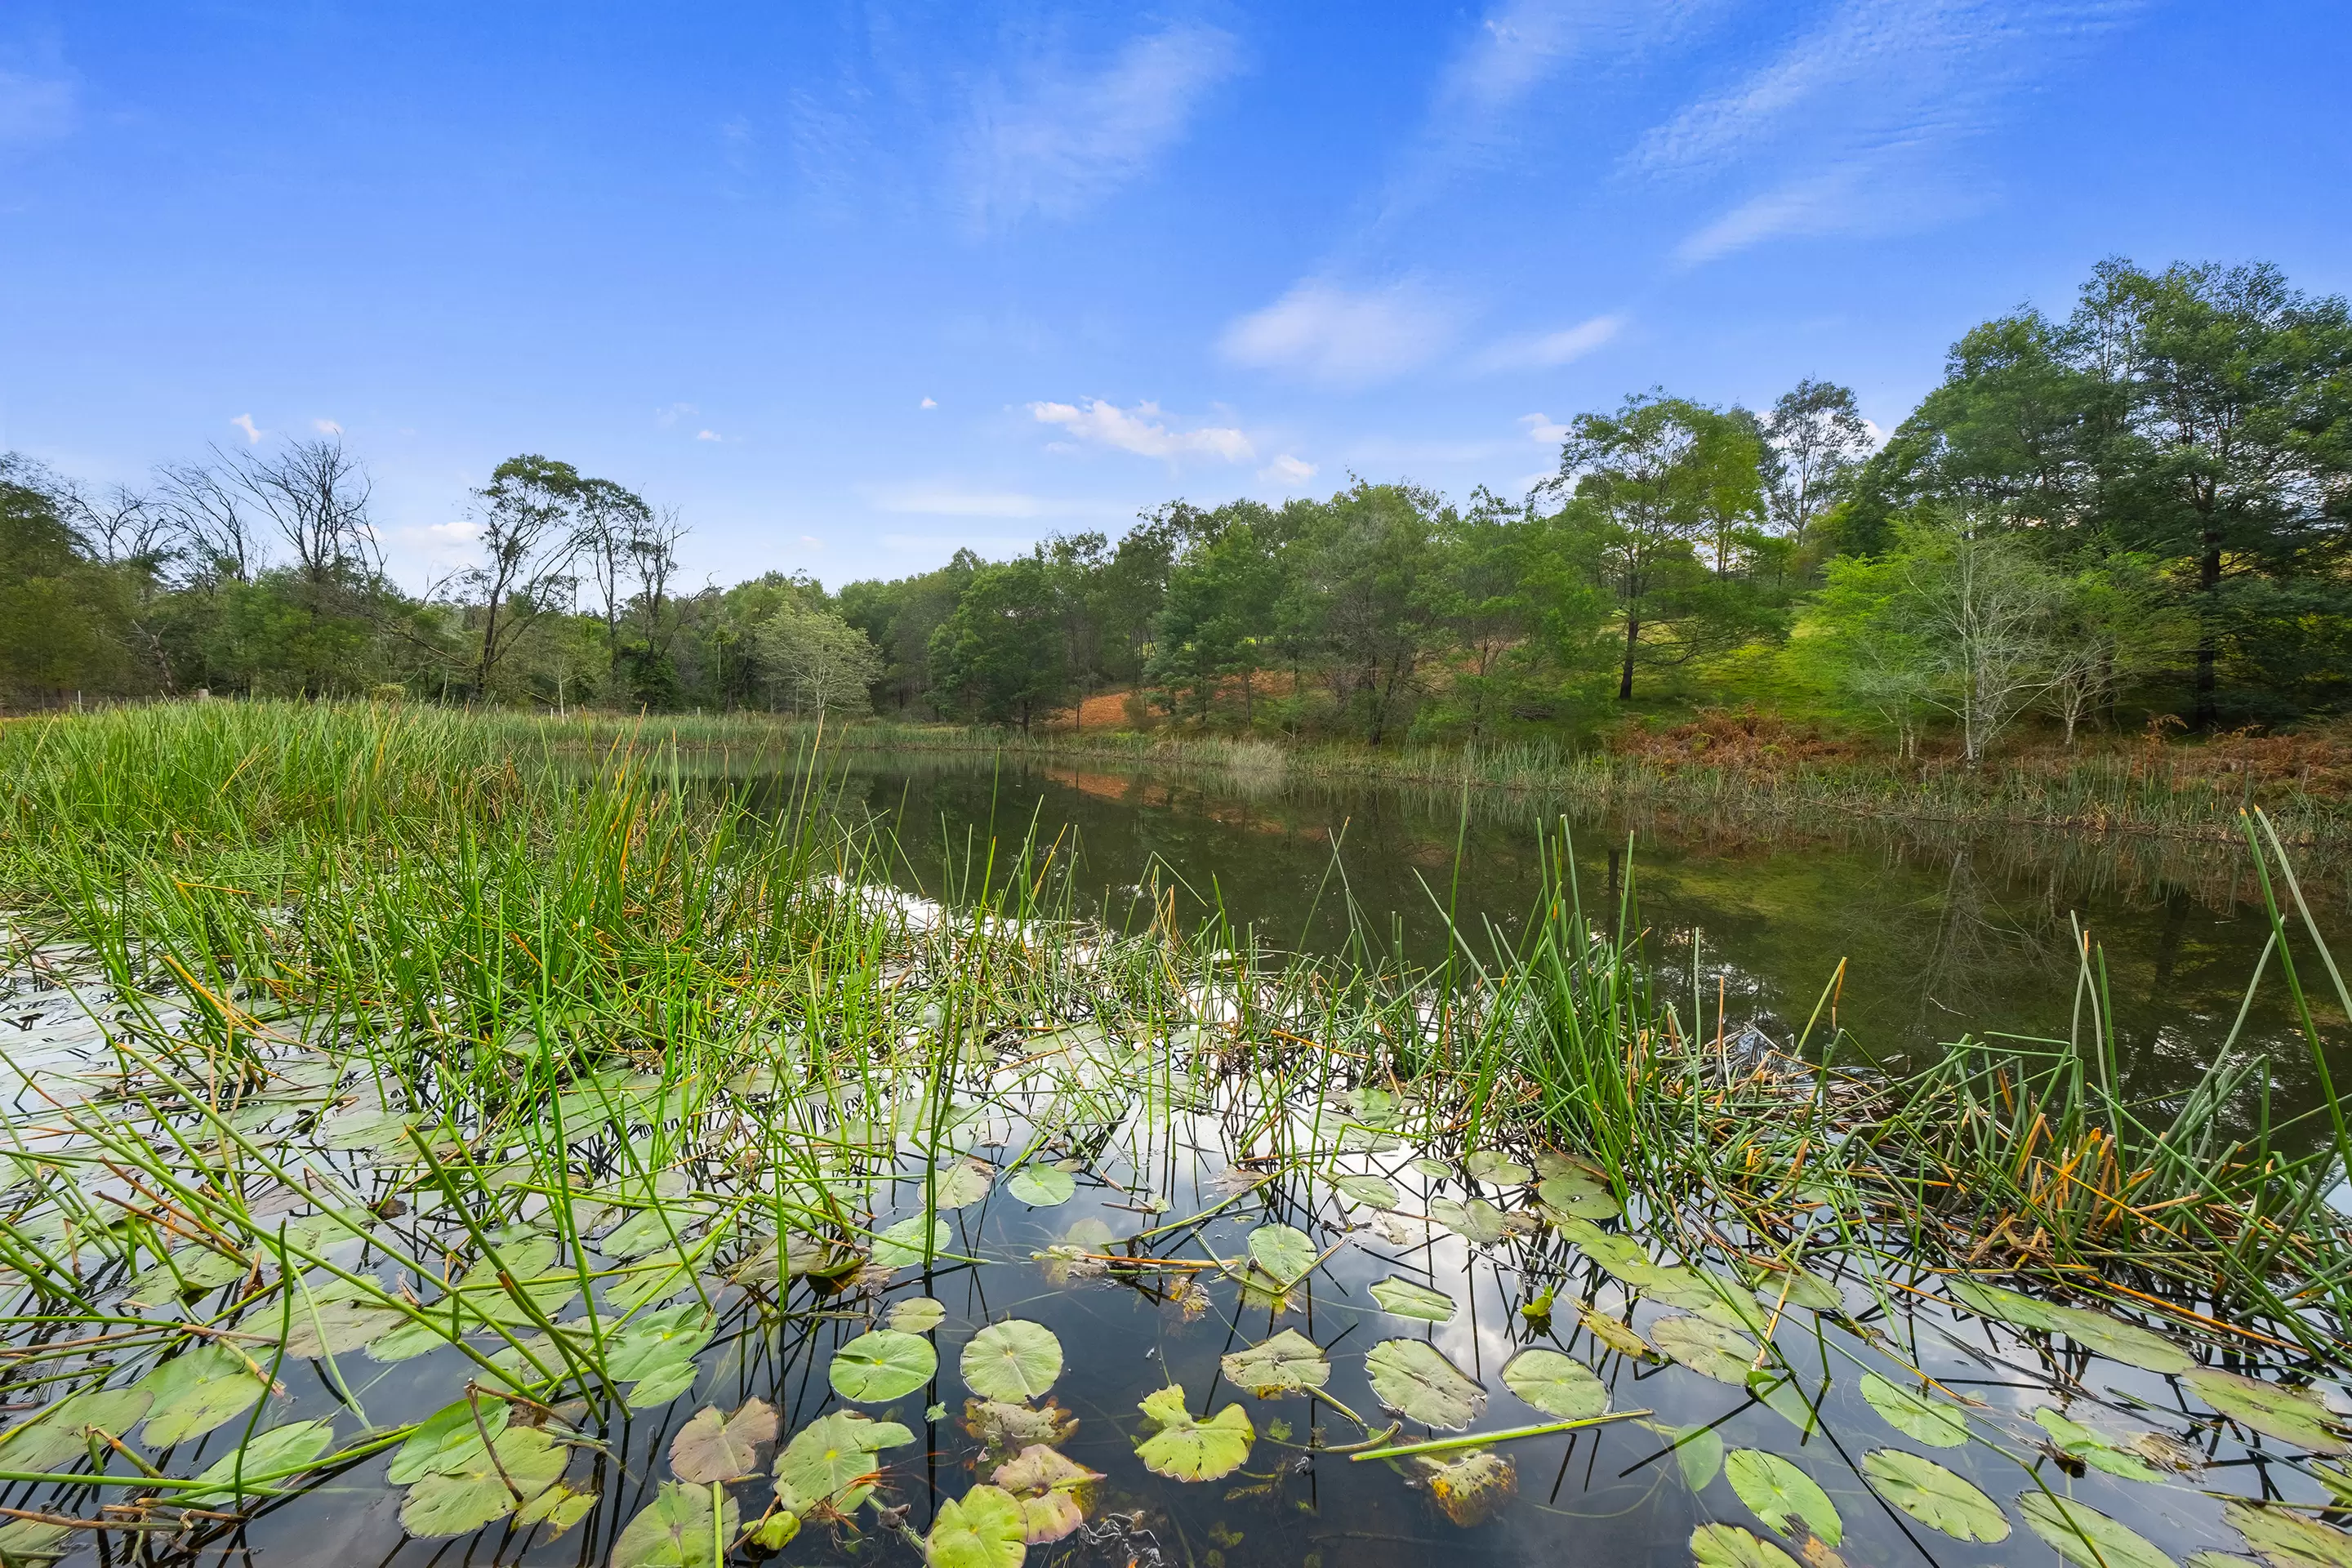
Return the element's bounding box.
[755,599,883,719]
[0,461,136,704]
[927,557,1070,731]
[1147,508,1283,725]
[1289,482,1446,743]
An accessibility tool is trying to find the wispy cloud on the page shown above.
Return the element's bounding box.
[311,418,343,435]
[1472,314,1626,373]
[1520,412,1570,445]
[1028,399,1252,463]
[696,430,724,443]
[229,414,263,443]
[1637,0,2139,263]
[1258,454,1317,486]
[960,22,1240,232]
[654,403,698,428]
[1219,279,1459,389]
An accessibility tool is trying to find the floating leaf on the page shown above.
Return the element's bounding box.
[2227,1499,2352,1568]
[1502,1348,1608,1419]
[283,1294,408,1357]
[1748,1372,1820,1437]
[612,1479,738,1568]
[2035,1408,2165,1481]
[925,1483,1027,1568]
[140,1342,265,1448]
[1332,1173,1400,1210]
[1726,1450,1842,1546]
[603,1207,704,1261]
[930,1159,995,1211]
[774,1410,915,1514]
[1691,1523,1802,1568]
[670,1399,779,1483]
[323,1107,418,1152]
[1005,1166,1076,1207]
[2188,1370,2346,1454]
[1365,1339,1486,1431]
[1135,1384,1254,1481]
[1246,1224,1318,1286]
[963,1400,1076,1455]
[368,1315,454,1364]
[400,1427,569,1537]
[1675,1423,1725,1490]
[1651,1315,1762,1384]
[1536,1168,1622,1220]
[1582,1309,1653,1361]
[605,1304,715,1383]
[389,1398,512,1485]
[1369,1277,1456,1322]
[1861,1449,2009,1543]
[2042,1303,2193,1376]
[1858,1374,1968,1447]
[1944,1276,2068,1330]
[516,1482,599,1535]
[994,1446,1102,1544]
[1465,1151,1533,1186]
[1221,1330,1330,1397]
[874,1215,955,1269]
[0,1388,154,1471]
[961,1320,1063,1403]
[1748,1267,1842,1314]
[178,1419,337,1507]
[1419,1450,1517,1526]
[1428,1198,1508,1245]
[832,1330,938,1403]
[124,1245,250,1303]
[627,1358,702,1410]
[891,1297,948,1333]
[2019,1493,2175,1568]
[0,1519,74,1563]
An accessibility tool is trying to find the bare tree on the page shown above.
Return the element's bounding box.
[1763,379,1872,548]
[157,459,265,581]
[461,455,582,699]
[628,506,685,649]
[1900,512,2061,766]
[155,438,379,586]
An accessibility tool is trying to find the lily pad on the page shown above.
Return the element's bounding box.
[612,1479,738,1568]
[963,1400,1076,1454]
[2227,1499,2352,1568]
[604,1303,715,1383]
[1134,1384,1254,1481]
[1674,1423,1725,1490]
[180,1419,338,1508]
[1748,1267,1842,1314]
[388,1397,512,1484]
[1369,1276,1457,1322]
[1465,1151,1533,1186]
[124,1245,251,1303]
[1428,1197,1508,1245]
[992,1447,1100,1544]
[400,1427,569,1537]
[1332,1173,1400,1210]
[0,1388,154,1471]
[773,1410,915,1514]
[832,1330,938,1403]
[890,1297,948,1333]
[1246,1223,1318,1286]
[929,1159,995,1211]
[517,1482,599,1535]
[1650,1314,1762,1384]
[874,1214,955,1269]
[1365,1339,1486,1431]
[961,1320,1064,1403]
[1861,1449,2009,1543]
[1691,1523,1803,1568]
[2188,1370,2346,1454]
[1582,1309,1653,1360]
[2042,1303,2193,1376]
[1004,1166,1076,1207]
[1420,1449,1517,1526]
[1537,1168,1622,1219]
[1726,1450,1842,1545]
[2019,1493,2175,1568]
[283,1295,408,1358]
[925,1483,1027,1568]
[670,1399,779,1483]
[626,1358,702,1409]
[1221,1330,1330,1397]
[1502,1348,1608,1420]
[1859,1373,1969,1447]
[2035,1408,2165,1481]
[140,1342,266,1448]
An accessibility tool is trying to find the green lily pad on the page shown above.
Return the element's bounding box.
[283,1294,408,1357]
[1134,1384,1254,1481]
[1859,1374,1969,1447]
[874,1214,955,1268]
[516,1481,599,1535]
[1331,1173,1400,1210]
[1861,1449,2009,1542]
[388,1397,512,1484]
[124,1245,251,1303]
[1536,1168,1622,1220]
[602,1206,704,1261]
[180,1419,338,1508]
[626,1358,702,1409]
[1465,1151,1533,1186]
[963,1400,1076,1454]
[1690,1522,1802,1568]
[670,1400,778,1484]
[1747,1371,1820,1437]
[1409,1156,1450,1177]
[1583,1309,1653,1361]
[773,1410,915,1514]
[400,1427,569,1537]
[0,1388,154,1471]
[2019,1493,2175,1568]
[1748,1267,1842,1314]
[0,1519,74,1563]
[1501,1348,1608,1419]
[833,1330,938,1403]
[929,1159,995,1211]
[1726,1450,1842,1545]
[1221,1330,1330,1397]
[368,1315,455,1363]
[612,1479,738,1568]
[1428,1197,1508,1245]
[322,1107,419,1152]
[2227,1499,2352,1568]
[605,1303,715,1382]
[1369,1276,1456,1322]
[961,1320,1063,1403]
[890,1297,948,1333]
[140,1343,266,1448]
[2042,1303,2193,1375]
[1005,1166,1076,1207]
[1246,1223,1318,1286]
[1675,1423,1725,1490]
[1650,1314,1762,1384]
[1365,1339,1486,1430]
[2188,1370,2346,1454]
[2035,1408,2166,1481]
[925,1483,1027,1568]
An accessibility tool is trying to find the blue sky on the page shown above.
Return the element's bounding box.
[2,2,2345,591]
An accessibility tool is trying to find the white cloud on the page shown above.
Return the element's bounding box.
[920,397,938,409]
[696,430,723,442]
[1472,314,1625,372]
[229,414,262,443]
[1259,455,1317,485]
[960,22,1240,231]
[311,418,343,435]
[1027,399,1252,463]
[1219,280,1458,389]
[1520,412,1570,445]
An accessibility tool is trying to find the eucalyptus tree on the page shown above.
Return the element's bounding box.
[462,455,583,700]
[1762,379,1872,550]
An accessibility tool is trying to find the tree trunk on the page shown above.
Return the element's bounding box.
[2194,526,2221,729]
[1618,611,1640,700]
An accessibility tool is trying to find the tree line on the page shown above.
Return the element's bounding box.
[7,257,2348,757]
